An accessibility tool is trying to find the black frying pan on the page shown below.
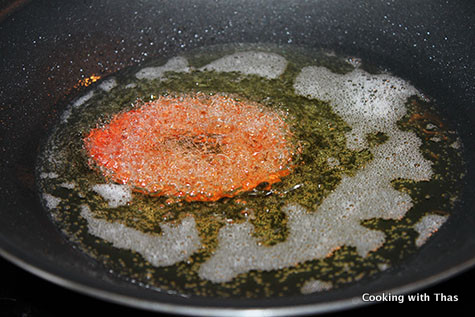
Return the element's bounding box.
[1,0,474,315]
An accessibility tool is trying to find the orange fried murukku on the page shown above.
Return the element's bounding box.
[84,93,297,202]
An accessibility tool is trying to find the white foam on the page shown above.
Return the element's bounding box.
[200,203,387,283]
[60,108,72,123]
[80,205,201,266]
[92,184,132,208]
[98,77,117,92]
[60,182,75,189]
[327,157,340,168]
[41,143,65,168]
[200,51,288,79]
[301,279,333,294]
[61,90,95,123]
[414,214,448,247]
[199,66,433,283]
[135,56,190,80]
[425,123,437,130]
[40,172,59,179]
[72,90,94,108]
[378,263,390,271]
[42,193,61,209]
[294,67,420,150]
[450,138,462,149]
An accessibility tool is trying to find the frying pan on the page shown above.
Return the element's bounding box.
[0,0,474,315]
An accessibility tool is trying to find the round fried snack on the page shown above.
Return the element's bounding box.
[84,93,297,202]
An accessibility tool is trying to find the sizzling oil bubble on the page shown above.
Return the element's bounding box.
[135,56,190,80]
[294,66,420,150]
[98,77,117,92]
[72,90,95,108]
[199,63,433,283]
[40,172,58,179]
[84,93,296,202]
[300,279,333,294]
[199,51,288,79]
[80,205,201,266]
[91,184,132,208]
[60,182,75,189]
[42,193,61,209]
[61,90,95,123]
[414,214,448,247]
[37,45,465,297]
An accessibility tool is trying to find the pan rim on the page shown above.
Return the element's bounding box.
[1,243,474,316]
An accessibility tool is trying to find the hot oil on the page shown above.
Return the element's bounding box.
[37,44,466,297]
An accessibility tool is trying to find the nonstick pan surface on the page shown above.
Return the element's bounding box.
[1,0,474,315]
